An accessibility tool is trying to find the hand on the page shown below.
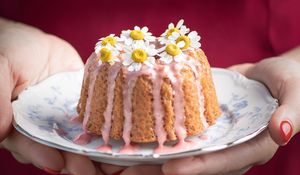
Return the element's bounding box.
[0,18,123,175]
[120,51,300,175]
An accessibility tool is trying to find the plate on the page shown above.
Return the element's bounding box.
[12,68,278,166]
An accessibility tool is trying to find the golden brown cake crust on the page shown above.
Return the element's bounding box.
[130,75,156,142]
[78,49,221,143]
[85,64,109,135]
[109,70,125,140]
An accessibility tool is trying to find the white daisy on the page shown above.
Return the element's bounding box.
[168,30,201,50]
[158,41,186,64]
[97,44,120,65]
[158,19,190,45]
[120,26,155,46]
[95,34,122,53]
[122,42,157,71]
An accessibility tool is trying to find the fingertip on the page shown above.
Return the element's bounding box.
[268,105,296,146]
[29,142,65,172]
[62,152,96,175]
[162,157,194,175]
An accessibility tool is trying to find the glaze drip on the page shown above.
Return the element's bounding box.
[101,63,122,145]
[165,63,187,142]
[151,66,167,147]
[82,58,103,130]
[184,57,208,128]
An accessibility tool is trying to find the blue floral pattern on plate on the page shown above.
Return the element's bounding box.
[12,68,278,166]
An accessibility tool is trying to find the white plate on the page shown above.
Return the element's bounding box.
[12,68,278,166]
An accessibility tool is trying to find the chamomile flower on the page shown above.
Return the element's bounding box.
[122,42,157,71]
[158,19,190,44]
[97,44,120,65]
[120,26,155,46]
[169,31,201,50]
[158,41,186,64]
[95,34,122,53]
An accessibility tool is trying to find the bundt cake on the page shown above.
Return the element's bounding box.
[76,20,221,150]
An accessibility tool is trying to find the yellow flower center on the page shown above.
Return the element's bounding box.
[100,48,112,62]
[131,49,148,63]
[176,35,190,49]
[130,30,144,40]
[166,28,180,37]
[166,43,181,56]
[101,36,117,46]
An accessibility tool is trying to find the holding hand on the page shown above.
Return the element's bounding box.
[0,18,123,175]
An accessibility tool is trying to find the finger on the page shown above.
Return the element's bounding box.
[227,63,254,75]
[162,130,278,175]
[62,151,100,175]
[0,58,13,142]
[98,163,125,175]
[2,130,64,172]
[245,58,300,145]
[11,152,31,164]
[121,165,162,175]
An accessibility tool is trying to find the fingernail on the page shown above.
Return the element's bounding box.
[43,167,60,175]
[280,120,293,143]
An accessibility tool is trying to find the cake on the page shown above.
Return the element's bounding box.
[76,20,221,149]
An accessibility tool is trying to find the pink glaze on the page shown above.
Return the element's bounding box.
[97,144,112,152]
[122,69,142,146]
[154,140,198,154]
[122,66,153,146]
[199,134,208,140]
[70,116,81,123]
[184,58,209,128]
[151,66,167,147]
[73,132,93,145]
[82,63,103,130]
[165,63,187,142]
[119,143,139,154]
[101,63,122,145]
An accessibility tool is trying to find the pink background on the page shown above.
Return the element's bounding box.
[0,0,299,174]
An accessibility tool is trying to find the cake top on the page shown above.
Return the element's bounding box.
[94,19,201,71]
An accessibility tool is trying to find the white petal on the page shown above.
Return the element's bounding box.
[141,26,149,33]
[174,54,185,62]
[134,26,140,30]
[161,55,173,64]
[157,46,166,53]
[191,41,201,48]
[98,60,103,66]
[115,44,123,51]
[122,56,133,66]
[132,63,142,71]
[169,32,180,40]
[176,19,184,28]
[148,57,156,64]
[188,31,198,38]
[125,38,133,45]
[168,23,174,29]
[144,59,154,68]
[177,41,185,48]
[145,35,155,42]
[180,26,190,35]
[128,64,135,71]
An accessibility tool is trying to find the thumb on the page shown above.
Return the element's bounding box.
[0,59,13,142]
[267,82,300,146]
[245,58,300,145]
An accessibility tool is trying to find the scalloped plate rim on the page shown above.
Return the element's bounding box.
[12,67,278,163]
